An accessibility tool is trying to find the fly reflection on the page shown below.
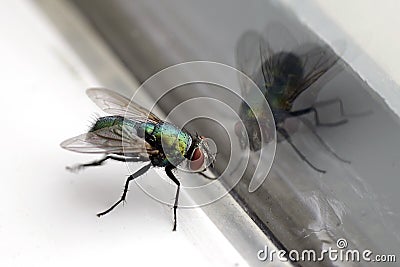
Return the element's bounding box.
[235,22,350,173]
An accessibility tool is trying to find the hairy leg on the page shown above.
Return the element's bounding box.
[277,126,326,173]
[96,163,152,217]
[289,107,348,127]
[165,166,180,231]
[66,154,147,172]
[299,117,350,163]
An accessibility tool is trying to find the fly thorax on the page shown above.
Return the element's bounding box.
[272,109,290,124]
[157,123,192,168]
[271,52,303,84]
[264,91,284,110]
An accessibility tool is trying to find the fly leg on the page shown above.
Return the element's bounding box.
[277,127,326,173]
[313,98,372,118]
[165,166,180,231]
[97,163,151,217]
[198,170,218,180]
[313,98,346,117]
[66,155,114,172]
[289,107,348,127]
[298,117,350,163]
[66,154,146,172]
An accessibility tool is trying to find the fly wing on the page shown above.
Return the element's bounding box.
[287,44,340,103]
[60,124,157,158]
[262,22,341,103]
[264,21,299,53]
[235,31,267,97]
[259,21,299,93]
[86,88,162,123]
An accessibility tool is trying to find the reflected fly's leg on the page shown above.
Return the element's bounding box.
[313,98,372,118]
[277,126,326,173]
[66,154,147,172]
[289,106,348,127]
[97,163,152,217]
[313,98,347,116]
[165,166,180,231]
[299,117,351,163]
[198,170,218,180]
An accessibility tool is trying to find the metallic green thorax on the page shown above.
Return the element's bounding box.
[90,116,193,167]
[148,122,193,166]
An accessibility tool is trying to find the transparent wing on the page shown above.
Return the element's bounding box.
[259,21,300,92]
[263,22,341,103]
[287,43,340,102]
[86,88,162,123]
[60,124,157,157]
[235,31,267,97]
[236,28,297,97]
[264,21,299,53]
[259,35,274,92]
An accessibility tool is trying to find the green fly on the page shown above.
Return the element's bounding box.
[235,24,349,173]
[61,88,216,231]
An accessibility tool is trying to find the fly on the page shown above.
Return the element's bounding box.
[61,88,216,231]
[235,23,350,173]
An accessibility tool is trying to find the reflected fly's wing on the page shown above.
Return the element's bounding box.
[235,31,266,97]
[60,124,157,158]
[263,22,341,103]
[264,22,299,53]
[287,44,340,102]
[86,88,162,123]
[259,22,299,92]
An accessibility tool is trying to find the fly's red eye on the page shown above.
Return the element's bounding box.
[190,148,204,171]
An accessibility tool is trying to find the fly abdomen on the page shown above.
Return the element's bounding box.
[89,116,126,132]
[90,116,153,140]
